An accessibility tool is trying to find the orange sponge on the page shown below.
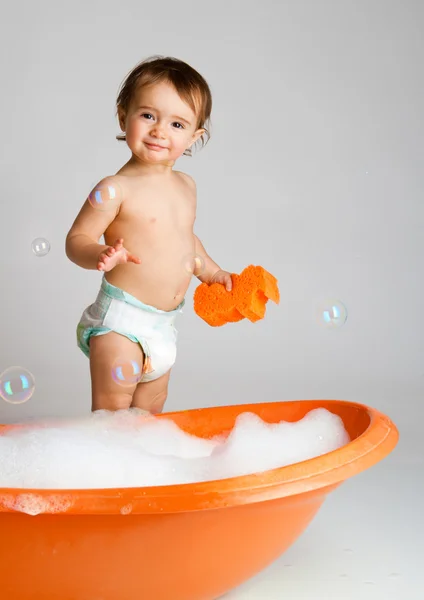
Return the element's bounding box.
[194,265,280,326]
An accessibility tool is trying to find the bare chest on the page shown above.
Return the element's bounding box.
[106,179,196,241]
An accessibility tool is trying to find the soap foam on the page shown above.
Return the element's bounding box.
[0,493,74,515]
[0,408,350,492]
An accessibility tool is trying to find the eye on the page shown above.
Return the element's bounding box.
[172,122,184,129]
[141,113,153,120]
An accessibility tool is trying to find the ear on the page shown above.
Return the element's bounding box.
[117,106,127,132]
[191,127,205,144]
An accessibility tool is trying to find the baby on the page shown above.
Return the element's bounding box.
[66,56,232,414]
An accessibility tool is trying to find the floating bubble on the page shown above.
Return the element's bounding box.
[182,253,205,276]
[88,181,122,211]
[193,255,205,275]
[111,358,143,387]
[317,300,348,329]
[31,238,50,257]
[0,367,35,404]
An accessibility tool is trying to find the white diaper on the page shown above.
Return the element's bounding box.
[76,277,184,382]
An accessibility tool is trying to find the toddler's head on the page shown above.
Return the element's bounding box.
[116,55,212,163]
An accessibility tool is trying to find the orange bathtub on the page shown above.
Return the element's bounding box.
[0,399,398,600]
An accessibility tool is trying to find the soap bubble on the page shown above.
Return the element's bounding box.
[31,238,50,257]
[317,300,348,329]
[182,253,205,276]
[88,181,122,211]
[0,367,35,404]
[111,358,143,387]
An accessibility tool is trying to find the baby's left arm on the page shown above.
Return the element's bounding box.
[193,235,233,291]
[179,171,232,291]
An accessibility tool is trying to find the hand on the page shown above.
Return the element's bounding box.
[97,238,141,272]
[209,269,233,292]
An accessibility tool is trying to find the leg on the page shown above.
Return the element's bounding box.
[89,332,145,411]
[131,369,172,414]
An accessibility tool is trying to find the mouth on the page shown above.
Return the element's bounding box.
[145,142,167,151]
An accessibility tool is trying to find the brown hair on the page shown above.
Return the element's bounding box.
[116,55,212,156]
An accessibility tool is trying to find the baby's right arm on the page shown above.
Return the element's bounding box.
[66,176,139,271]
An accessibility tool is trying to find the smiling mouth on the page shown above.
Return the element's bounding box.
[145,142,166,150]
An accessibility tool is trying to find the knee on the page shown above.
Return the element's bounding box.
[150,390,168,414]
[92,391,133,412]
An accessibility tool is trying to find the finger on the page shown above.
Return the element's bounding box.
[128,254,141,264]
[225,276,232,291]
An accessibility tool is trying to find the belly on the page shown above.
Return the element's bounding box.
[104,233,196,311]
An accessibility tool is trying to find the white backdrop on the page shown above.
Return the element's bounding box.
[1,1,422,436]
[0,2,422,597]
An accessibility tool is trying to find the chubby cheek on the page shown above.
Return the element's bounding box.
[172,135,193,156]
[129,128,153,151]
[127,121,146,140]
[172,142,188,156]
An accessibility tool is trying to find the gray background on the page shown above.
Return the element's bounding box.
[0,1,422,598]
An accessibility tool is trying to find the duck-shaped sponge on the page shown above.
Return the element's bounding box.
[194,265,280,326]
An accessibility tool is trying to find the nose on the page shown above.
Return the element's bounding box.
[150,121,166,139]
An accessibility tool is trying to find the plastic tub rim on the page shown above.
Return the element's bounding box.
[0,399,398,514]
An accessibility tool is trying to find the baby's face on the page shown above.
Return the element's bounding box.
[120,81,204,164]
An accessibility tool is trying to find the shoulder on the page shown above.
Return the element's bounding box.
[87,174,129,213]
[93,174,128,197]
[175,170,197,192]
